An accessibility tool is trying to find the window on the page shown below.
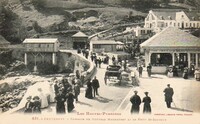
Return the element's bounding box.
[166,23,168,27]
[193,23,196,27]
[151,53,172,66]
[170,22,172,25]
[197,23,199,28]
[174,23,176,27]
[186,23,188,27]
[190,23,192,27]
[178,23,180,27]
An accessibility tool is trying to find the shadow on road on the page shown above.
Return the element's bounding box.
[76,101,93,107]
[93,96,113,103]
[170,107,193,112]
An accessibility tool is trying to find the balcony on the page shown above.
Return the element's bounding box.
[25,47,57,52]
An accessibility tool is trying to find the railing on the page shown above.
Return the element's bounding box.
[25,48,57,52]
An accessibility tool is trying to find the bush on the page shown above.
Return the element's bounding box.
[27,62,59,74]
[37,62,59,74]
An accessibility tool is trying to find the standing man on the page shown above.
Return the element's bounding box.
[138,65,143,78]
[163,84,174,108]
[130,90,141,114]
[92,76,100,97]
[147,63,152,77]
[98,57,102,68]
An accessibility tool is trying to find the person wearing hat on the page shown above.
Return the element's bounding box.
[142,92,151,114]
[92,76,100,97]
[130,90,141,114]
[32,96,41,114]
[85,78,93,99]
[163,84,174,108]
[55,88,66,114]
[24,96,33,113]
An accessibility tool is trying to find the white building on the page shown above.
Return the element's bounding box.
[144,9,200,32]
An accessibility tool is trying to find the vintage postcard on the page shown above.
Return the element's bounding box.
[0,0,200,124]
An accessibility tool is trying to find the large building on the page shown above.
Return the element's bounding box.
[23,38,60,70]
[144,9,200,32]
[141,27,200,74]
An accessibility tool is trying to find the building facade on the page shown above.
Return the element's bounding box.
[141,27,200,74]
[23,38,60,69]
[72,31,88,49]
[90,40,124,53]
[144,10,200,32]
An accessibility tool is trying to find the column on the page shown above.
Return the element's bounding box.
[24,53,27,65]
[52,53,56,65]
[172,52,175,66]
[196,53,199,68]
[188,52,190,67]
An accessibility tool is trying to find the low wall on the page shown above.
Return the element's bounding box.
[152,66,167,74]
[3,50,96,114]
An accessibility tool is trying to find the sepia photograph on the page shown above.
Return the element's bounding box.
[0,0,200,124]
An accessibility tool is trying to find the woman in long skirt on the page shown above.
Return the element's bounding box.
[85,79,93,99]
[142,92,151,114]
[66,92,75,112]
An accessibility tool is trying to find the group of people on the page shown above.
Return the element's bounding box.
[137,63,152,78]
[85,76,100,99]
[24,96,41,114]
[130,84,174,114]
[53,77,81,114]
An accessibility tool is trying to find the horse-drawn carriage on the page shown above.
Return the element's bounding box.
[105,65,122,81]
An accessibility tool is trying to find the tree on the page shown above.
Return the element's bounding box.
[31,0,46,10]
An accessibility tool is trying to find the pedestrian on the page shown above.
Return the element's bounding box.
[55,89,66,114]
[74,83,80,102]
[138,65,143,78]
[32,96,41,114]
[183,67,189,79]
[85,79,93,99]
[104,75,107,85]
[76,70,80,79]
[24,96,33,113]
[91,54,94,62]
[92,76,100,97]
[62,78,72,95]
[130,90,141,114]
[147,63,152,77]
[98,58,102,68]
[54,80,60,95]
[66,92,75,113]
[112,55,116,63]
[163,84,174,108]
[142,92,151,114]
[95,58,98,67]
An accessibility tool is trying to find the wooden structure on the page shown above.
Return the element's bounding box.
[141,27,200,74]
[23,38,60,71]
[90,40,124,53]
[72,31,88,49]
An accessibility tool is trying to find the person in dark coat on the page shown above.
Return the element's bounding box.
[98,58,102,68]
[92,76,100,97]
[24,96,33,113]
[74,83,80,102]
[54,80,60,95]
[62,79,72,95]
[95,59,98,67]
[112,55,116,63]
[130,90,141,114]
[32,96,41,114]
[85,79,93,99]
[55,89,66,114]
[163,84,174,108]
[142,92,151,114]
[66,92,75,113]
[147,63,152,77]
[138,65,143,78]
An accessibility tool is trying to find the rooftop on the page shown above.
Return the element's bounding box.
[72,31,88,37]
[23,38,58,43]
[140,27,200,48]
[91,40,124,45]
